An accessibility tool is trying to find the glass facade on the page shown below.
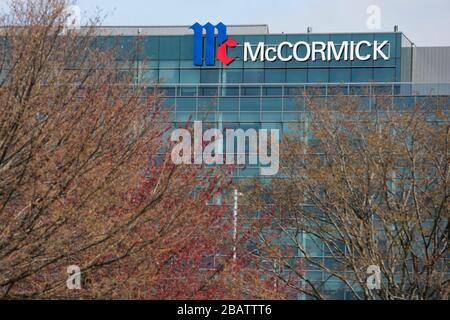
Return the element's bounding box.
[87,30,450,180]
[100,32,408,85]
[89,31,425,161]
[95,29,448,300]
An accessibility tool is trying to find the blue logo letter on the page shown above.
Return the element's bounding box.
[191,22,227,66]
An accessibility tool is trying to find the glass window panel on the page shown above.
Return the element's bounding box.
[241,86,261,96]
[374,68,396,82]
[117,37,137,60]
[262,98,282,111]
[179,86,197,96]
[243,60,265,69]
[180,35,194,60]
[198,98,217,112]
[263,86,283,96]
[308,69,329,83]
[197,112,218,122]
[162,97,176,108]
[219,98,239,111]
[283,112,303,122]
[221,87,240,96]
[201,69,220,83]
[285,86,305,96]
[265,69,285,83]
[159,36,180,60]
[284,97,304,111]
[180,60,195,68]
[159,60,179,68]
[175,112,193,122]
[286,69,307,83]
[240,112,260,122]
[220,112,239,122]
[305,234,324,256]
[141,69,158,83]
[139,60,158,69]
[222,69,242,83]
[243,69,264,83]
[351,68,373,82]
[225,59,244,69]
[261,122,281,130]
[159,69,179,83]
[374,57,396,67]
[180,69,200,83]
[199,86,218,96]
[142,36,159,60]
[305,271,323,281]
[160,87,176,96]
[177,98,197,112]
[308,34,330,67]
[241,98,260,111]
[330,68,351,83]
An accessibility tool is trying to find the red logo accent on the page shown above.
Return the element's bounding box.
[217,38,237,65]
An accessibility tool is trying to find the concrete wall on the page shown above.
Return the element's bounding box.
[413,47,450,83]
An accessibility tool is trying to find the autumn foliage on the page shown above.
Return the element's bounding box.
[242,93,450,300]
[0,0,238,299]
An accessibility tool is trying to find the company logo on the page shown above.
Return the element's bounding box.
[191,22,237,66]
[191,22,391,66]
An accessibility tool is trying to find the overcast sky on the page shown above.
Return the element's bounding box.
[1,0,450,46]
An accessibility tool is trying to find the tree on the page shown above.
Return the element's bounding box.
[0,0,234,299]
[242,92,450,300]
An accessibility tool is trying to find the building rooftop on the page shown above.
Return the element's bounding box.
[84,25,270,36]
[79,25,421,40]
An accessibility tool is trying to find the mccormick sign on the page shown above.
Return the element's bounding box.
[191,22,390,66]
